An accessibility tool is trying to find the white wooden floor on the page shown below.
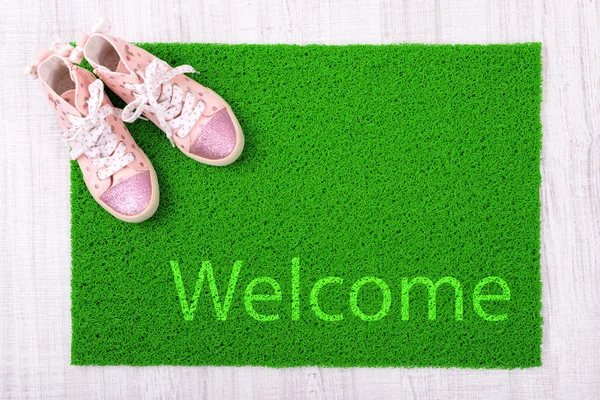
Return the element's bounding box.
[1,0,599,399]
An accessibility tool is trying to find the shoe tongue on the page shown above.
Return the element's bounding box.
[70,67,97,115]
[60,89,77,106]
[116,60,129,74]
[96,60,137,88]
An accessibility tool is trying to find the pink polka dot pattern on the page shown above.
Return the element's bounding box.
[62,80,136,181]
[119,59,206,145]
[35,38,157,221]
[80,39,244,165]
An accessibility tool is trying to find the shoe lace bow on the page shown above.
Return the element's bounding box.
[121,59,205,145]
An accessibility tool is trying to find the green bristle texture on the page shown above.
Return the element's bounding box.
[71,43,542,368]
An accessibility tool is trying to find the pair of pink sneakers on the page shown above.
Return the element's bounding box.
[28,19,244,223]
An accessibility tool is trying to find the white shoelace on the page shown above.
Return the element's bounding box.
[63,79,134,180]
[121,59,205,145]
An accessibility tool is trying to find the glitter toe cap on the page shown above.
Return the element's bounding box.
[99,171,153,216]
[190,108,237,160]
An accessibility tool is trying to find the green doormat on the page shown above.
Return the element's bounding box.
[71,43,543,368]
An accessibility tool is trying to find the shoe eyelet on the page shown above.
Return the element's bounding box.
[96,172,109,181]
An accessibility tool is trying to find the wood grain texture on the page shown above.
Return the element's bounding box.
[1,0,599,398]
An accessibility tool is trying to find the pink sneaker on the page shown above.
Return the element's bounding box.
[72,19,244,166]
[27,41,159,223]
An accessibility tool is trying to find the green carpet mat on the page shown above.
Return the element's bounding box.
[71,43,542,368]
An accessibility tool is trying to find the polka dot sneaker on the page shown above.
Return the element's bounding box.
[72,18,245,166]
[26,41,160,223]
